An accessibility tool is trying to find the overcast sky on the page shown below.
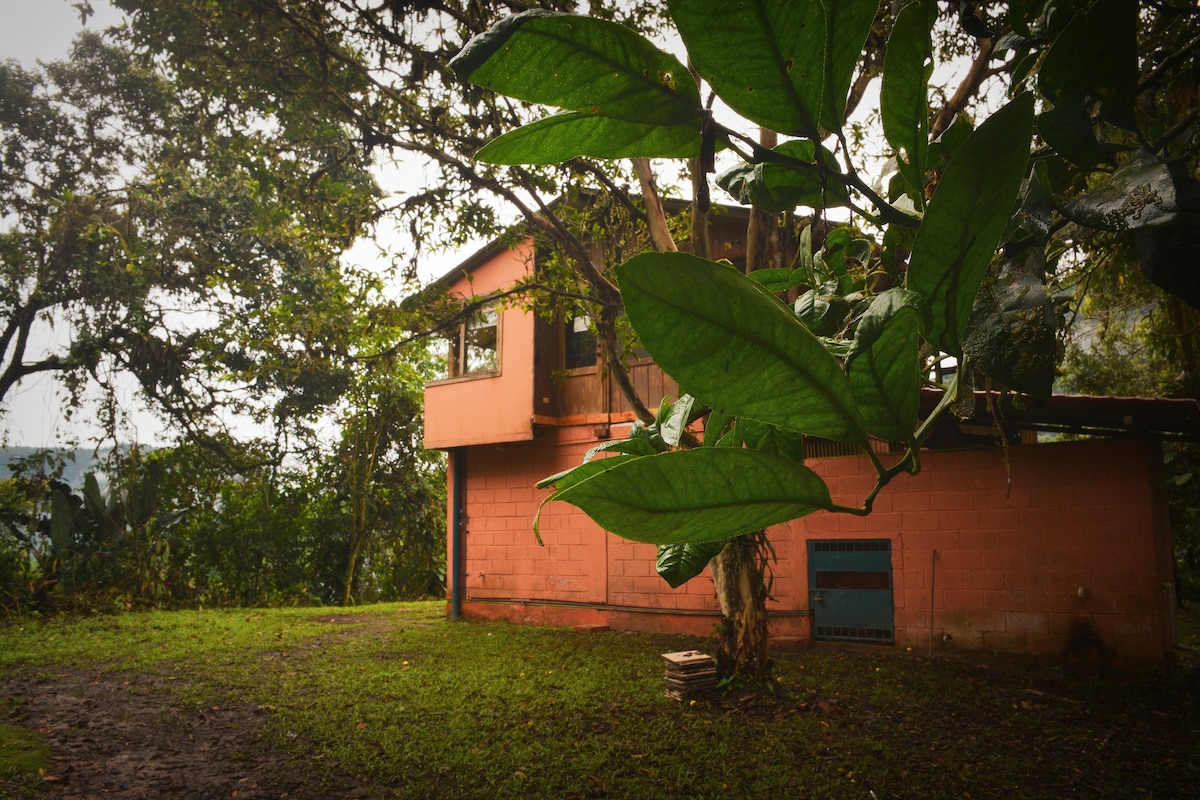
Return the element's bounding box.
[1,0,123,65]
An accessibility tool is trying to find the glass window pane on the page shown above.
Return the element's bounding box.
[464,307,498,373]
[814,571,891,591]
[564,313,597,369]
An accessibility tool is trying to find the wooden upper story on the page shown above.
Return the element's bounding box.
[421,203,1200,451]
[423,204,751,449]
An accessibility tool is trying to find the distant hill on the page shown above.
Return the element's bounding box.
[0,446,118,488]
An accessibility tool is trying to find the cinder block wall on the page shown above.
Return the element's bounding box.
[778,437,1172,660]
[448,432,1173,660]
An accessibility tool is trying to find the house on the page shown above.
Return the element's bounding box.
[423,213,1200,662]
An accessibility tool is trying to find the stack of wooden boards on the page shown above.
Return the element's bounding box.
[661,650,718,700]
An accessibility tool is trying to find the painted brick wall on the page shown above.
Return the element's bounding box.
[776,437,1172,660]
[449,424,723,634]
[448,431,1173,660]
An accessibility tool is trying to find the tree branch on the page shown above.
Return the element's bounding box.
[631,158,678,253]
[930,37,996,140]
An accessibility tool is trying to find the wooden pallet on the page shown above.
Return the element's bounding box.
[661,650,718,700]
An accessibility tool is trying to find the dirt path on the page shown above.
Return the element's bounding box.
[0,616,402,800]
[2,664,382,800]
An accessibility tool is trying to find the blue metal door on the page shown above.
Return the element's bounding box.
[807,539,894,643]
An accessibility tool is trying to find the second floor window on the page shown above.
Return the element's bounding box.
[446,306,499,378]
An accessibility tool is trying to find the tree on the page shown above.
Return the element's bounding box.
[1,30,383,457]
[319,352,446,606]
[454,0,1200,675]
[1,28,447,609]
[110,0,685,419]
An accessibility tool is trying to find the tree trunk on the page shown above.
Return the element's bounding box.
[710,531,771,679]
[745,129,779,273]
[632,158,677,253]
[342,534,363,607]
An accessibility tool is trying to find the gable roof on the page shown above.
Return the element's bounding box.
[428,192,752,290]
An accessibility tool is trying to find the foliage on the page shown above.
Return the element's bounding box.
[110,0,695,427]
[1,22,452,611]
[454,0,1025,573]
[313,352,447,606]
[0,32,387,453]
[454,0,1200,589]
[0,447,187,611]
[0,423,445,613]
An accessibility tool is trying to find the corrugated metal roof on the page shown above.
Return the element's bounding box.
[919,388,1200,441]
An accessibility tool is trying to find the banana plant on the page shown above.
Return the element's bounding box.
[42,464,188,601]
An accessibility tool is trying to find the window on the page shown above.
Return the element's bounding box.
[564,312,597,369]
[445,306,498,378]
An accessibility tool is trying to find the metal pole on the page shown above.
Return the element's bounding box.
[450,448,466,620]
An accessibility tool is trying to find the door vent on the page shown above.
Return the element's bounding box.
[816,625,894,643]
[813,540,890,553]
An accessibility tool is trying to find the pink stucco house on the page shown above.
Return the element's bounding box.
[424,222,1200,662]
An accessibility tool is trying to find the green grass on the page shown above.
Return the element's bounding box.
[0,723,51,794]
[0,604,343,671]
[3,602,1199,799]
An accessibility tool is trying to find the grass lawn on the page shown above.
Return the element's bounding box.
[2,601,1198,799]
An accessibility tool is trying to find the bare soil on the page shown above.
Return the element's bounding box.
[1,665,383,800]
[1,615,390,799]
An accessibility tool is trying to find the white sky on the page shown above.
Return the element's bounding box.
[0,0,128,63]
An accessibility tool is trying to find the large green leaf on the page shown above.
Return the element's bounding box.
[906,93,1034,356]
[451,10,701,128]
[667,0,878,137]
[82,472,104,516]
[582,436,660,465]
[716,140,850,212]
[1037,97,1120,167]
[656,539,727,588]
[793,282,850,337]
[537,453,635,492]
[1058,149,1186,232]
[534,453,638,543]
[737,418,806,462]
[617,252,868,446]
[745,267,807,294]
[847,290,925,443]
[1038,0,1138,131]
[962,251,1057,399]
[1057,150,1200,310]
[49,488,73,553]
[476,111,703,164]
[655,394,696,448]
[547,448,833,545]
[880,0,934,206]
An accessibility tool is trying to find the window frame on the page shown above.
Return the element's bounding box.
[563,310,598,372]
[438,303,501,382]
